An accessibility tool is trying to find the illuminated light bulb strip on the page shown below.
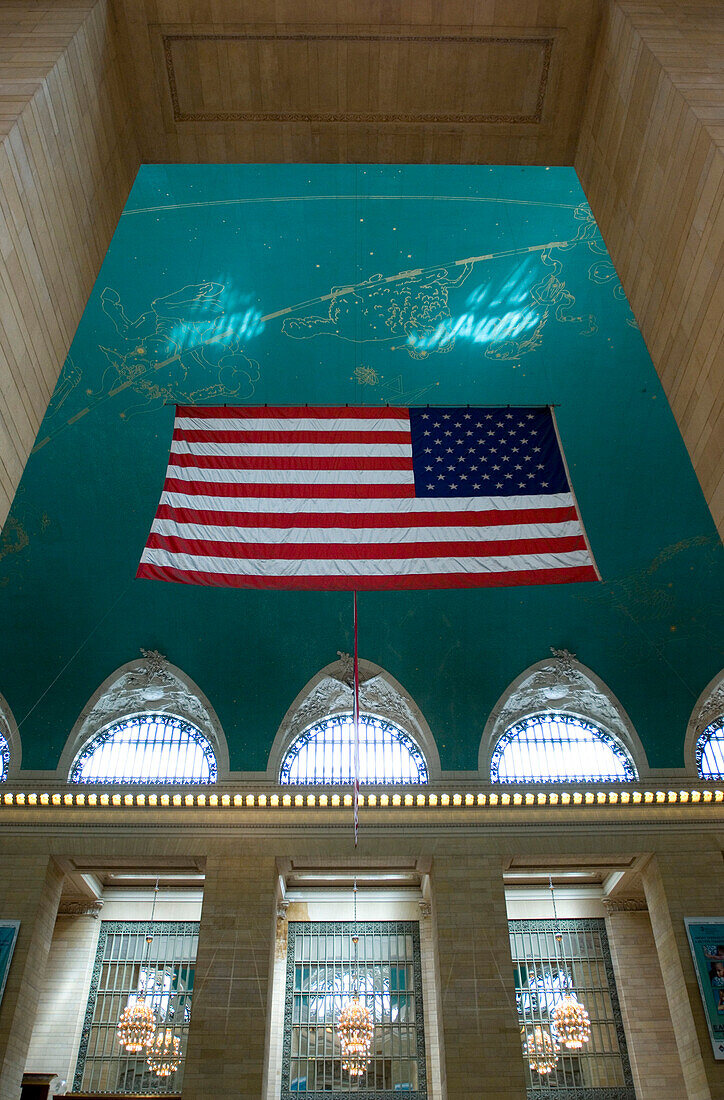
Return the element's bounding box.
[1,788,721,808]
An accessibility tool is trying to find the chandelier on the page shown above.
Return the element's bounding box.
[117,999,156,1053]
[337,879,374,1077]
[548,876,591,1050]
[338,997,375,1076]
[522,1025,559,1075]
[551,994,591,1049]
[147,1029,182,1077]
[117,878,159,1053]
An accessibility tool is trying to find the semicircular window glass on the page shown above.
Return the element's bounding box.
[0,731,9,782]
[69,715,217,785]
[696,718,724,780]
[490,713,637,784]
[280,713,428,785]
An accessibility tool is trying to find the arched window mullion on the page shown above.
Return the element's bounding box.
[280,713,428,786]
[490,713,637,784]
[696,717,724,780]
[69,714,217,785]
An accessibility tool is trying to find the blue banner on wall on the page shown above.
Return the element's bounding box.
[685,918,724,1059]
[0,921,20,1007]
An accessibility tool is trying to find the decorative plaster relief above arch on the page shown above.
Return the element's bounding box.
[684,668,724,776]
[267,654,441,783]
[57,650,230,781]
[478,649,648,780]
[0,690,22,779]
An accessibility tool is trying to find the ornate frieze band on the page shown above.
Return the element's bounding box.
[163,33,553,125]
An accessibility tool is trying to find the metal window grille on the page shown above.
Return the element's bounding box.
[509,919,635,1099]
[74,921,199,1094]
[280,715,428,786]
[282,921,427,1098]
[696,717,724,779]
[0,731,8,781]
[491,714,637,784]
[69,715,217,784]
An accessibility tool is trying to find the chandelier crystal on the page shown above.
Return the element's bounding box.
[146,1029,182,1077]
[551,994,592,1049]
[338,997,374,1076]
[522,1024,559,1075]
[117,1000,156,1053]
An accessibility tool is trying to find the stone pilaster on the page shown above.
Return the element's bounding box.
[432,853,526,1099]
[643,845,724,1100]
[604,900,687,1099]
[182,850,277,1099]
[0,855,64,1098]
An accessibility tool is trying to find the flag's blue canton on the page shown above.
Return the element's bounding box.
[409,407,570,497]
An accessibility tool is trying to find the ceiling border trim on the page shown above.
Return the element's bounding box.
[162,32,554,125]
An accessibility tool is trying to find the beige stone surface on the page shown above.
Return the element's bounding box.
[432,853,526,1099]
[606,906,688,1099]
[0,0,140,525]
[576,0,724,535]
[0,854,64,1098]
[643,842,724,1099]
[181,848,278,1099]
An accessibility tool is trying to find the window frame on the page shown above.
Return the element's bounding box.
[695,716,724,780]
[490,712,638,785]
[282,919,428,1100]
[68,713,218,785]
[278,713,429,786]
[509,917,635,1099]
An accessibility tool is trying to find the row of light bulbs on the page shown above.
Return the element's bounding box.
[3,786,722,808]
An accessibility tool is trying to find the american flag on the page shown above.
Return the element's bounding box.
[137,405,599,590]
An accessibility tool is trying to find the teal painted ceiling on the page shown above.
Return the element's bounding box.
[1,165,721,773]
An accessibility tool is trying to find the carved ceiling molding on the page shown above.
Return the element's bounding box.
[601,897,648,914]
[59,898,105,918]
[285,664,418,743]
[162,32,553,125]
[692,682,724,739]
[269,655,441,780]
[480,650,646,775]
[488,650,631,747]
[74,652,214,743]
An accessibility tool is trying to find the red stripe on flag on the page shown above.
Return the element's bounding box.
[162,478,416,499]
[168,452,414,471]
[155,504,580,529]
[172,428,411,444]
[176,405,409,420]
[145,532,588,560]
[137,562,600,590]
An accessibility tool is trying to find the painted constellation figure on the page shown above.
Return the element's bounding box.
[282,264,473,358]
[97,281,260,415]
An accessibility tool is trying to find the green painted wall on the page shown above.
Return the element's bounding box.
[1,165,721,772]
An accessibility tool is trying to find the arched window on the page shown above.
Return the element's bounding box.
[279,713,429,785]
[696,717,724,780]
[490,713,637,784]
[0,730,9,782]
[69,714,217,785]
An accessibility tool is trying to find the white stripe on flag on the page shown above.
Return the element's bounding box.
[150,518,584,544]
[173,416,411,433]
[140,546,593,577]
[170,442,412,458]
[165,465,415,485]
[160,491,576,514]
